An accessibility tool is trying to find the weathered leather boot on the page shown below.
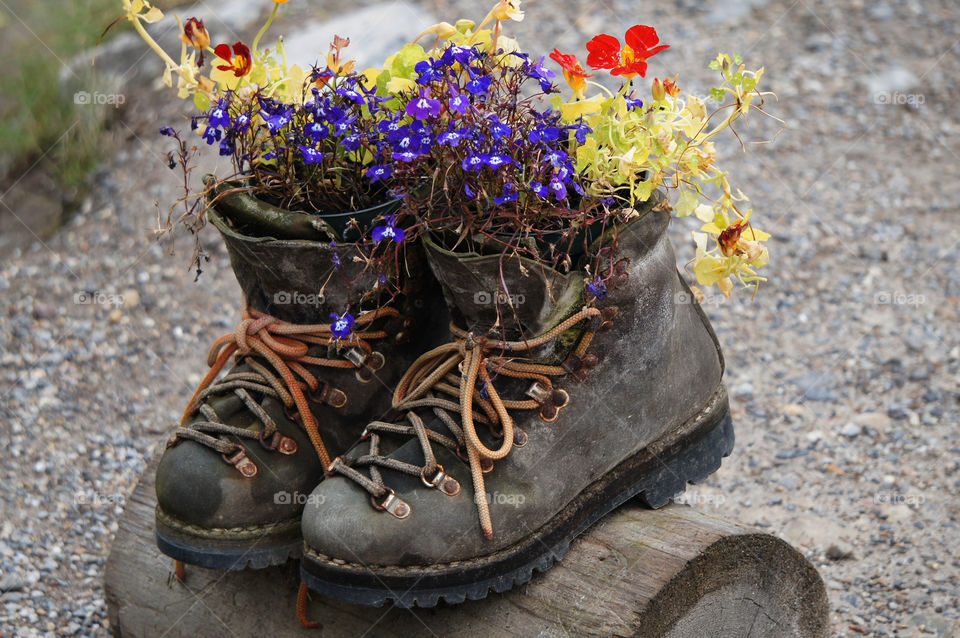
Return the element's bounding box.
[298,191,733,606]
[154,190,444,570]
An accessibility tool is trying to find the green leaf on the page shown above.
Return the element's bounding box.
[390,43,427,79]
[675,189,698,217]
[709,87,726,101]
[709,60,720,70]
[733,53,743,65]
[742,77,757,92]
[731,72,743,85]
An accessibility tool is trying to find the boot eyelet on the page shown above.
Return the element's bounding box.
[371,488,410,519]
[222,447,258,477]
[258,430,298,455]
[282,403,300,422]
[366,351,386,371]
[513,429,528,447]
[421,464,460,496]
[551,389,570,408]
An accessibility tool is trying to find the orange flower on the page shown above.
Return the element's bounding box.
[180,17,210,50]
[214,42,252,78]
[550,48,592,97]
[663,74,680,97]
[586,25,669,78]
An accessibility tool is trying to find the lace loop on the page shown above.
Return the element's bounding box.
[337,306,605,538]
[174,307,398,475]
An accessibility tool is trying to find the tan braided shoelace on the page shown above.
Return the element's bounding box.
[330,304,617,538]
[172,307,399,476]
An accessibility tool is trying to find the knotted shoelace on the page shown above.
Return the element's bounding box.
[171,307,399,476]
[330,305,616,538]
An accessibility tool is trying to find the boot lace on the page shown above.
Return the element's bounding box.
[171,307,399,477]
[329,304,617,538]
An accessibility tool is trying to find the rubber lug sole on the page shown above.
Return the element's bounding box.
[155,513,302,571]
[299,388,734,607]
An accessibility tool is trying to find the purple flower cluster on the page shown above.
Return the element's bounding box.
[189,72,391,214]
[374,47,596,218]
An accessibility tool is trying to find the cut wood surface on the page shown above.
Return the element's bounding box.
[105,442,829,637]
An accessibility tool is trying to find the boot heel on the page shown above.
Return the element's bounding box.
[637,406,734,509]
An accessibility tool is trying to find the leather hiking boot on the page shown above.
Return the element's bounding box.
[298,191,733,606]
[154,193,445,570]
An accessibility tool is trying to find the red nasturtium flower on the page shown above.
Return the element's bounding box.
[586,25,669,78]
[214,42,253,78]
[549,48,592,97]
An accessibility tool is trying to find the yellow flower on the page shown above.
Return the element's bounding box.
[559,94,603,120]
[491,0,524,22]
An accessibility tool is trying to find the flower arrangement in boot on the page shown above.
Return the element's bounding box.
[349,8,775,319]
[115,0,411,302]
[111,0,450,574]
[293,0,779,617]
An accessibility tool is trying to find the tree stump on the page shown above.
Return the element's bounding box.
[105,443,829,637]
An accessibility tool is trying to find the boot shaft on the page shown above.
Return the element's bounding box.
[422,192,722,368]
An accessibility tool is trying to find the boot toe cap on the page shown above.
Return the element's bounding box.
[155,438,315,530]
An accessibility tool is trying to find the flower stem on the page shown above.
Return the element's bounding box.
[251,3,279,54]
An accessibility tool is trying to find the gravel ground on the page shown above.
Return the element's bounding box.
[1,0,959,635]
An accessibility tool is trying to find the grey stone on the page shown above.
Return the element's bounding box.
[826,543,854,560]
[840,423,862,438]
[0,575,23,593]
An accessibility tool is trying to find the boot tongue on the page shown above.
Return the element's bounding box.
[424,237,583,340]
[211,207,377,324]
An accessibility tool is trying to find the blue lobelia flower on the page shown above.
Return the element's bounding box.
[336,87,366,105]
[330,312,354,339]
[546,149,569,168]
[372,215,405,243]
[587,278,608,300]
[406,91,442,120]
[208,99,231,129]
[489,116,512,140]
[437,130,464,147]
[441,45,478,66]
[414,58,445,84]
[493,183,517,205]
[486,154,513,169]
[549,177,567,200]
[465,71,492,96]
[527,56,556,92]
[299,145,324,164]
[367,164,391,183]
[234,112,252,134]
[529,126,560,144]
[201,125,221,145]
[218,136,235,157]
[464,183,476,199]
[530,181,549,197]
[342,134,362,152]
[572,121,593,144]
[263,107,293,134]
[462,154,489,172]
[625,92,644,110]
[159,126,176,137]
[304,121,328,142]
[330,241,342,270]
[449,91,470,115]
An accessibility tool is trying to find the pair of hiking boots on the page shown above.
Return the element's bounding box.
[155,189,733,608]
